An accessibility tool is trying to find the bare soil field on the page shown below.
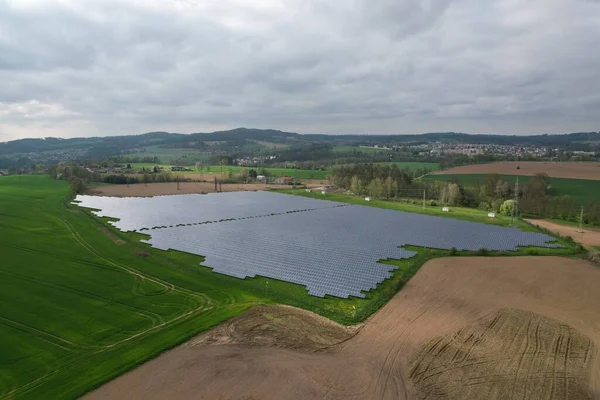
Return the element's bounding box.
[433,161,600,180]
[526,219,600,249]
[87,257,600,400]
[88,182,285,197]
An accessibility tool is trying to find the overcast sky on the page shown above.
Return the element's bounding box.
[1,0,599,141]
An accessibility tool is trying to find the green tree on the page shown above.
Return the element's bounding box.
[68,177,86,196]
[142,173,150,187]
[524,173,550,199]
[484,174,500,197]
[440,183,462,206]
[368,178,385,199]
[494,180,511,199]
[500,199,516,215]
[350,175,363,194]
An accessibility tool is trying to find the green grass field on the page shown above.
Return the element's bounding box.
[280,189,539,231]
[130,145,212,163]
[423,174,600,204]
[372,162,439,171]
[0,176,577,398]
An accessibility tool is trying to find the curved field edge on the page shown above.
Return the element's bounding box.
[0,176,579,399]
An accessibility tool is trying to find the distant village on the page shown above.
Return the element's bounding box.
[361,142,596,159]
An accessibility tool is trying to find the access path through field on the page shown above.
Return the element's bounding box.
[87,181,325,197]
[433,161,600,180]
[526,219,600,249]
[87,257,600,400]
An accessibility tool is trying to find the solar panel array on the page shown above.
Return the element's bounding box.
[73,192,561,299]
[73,192,346,231]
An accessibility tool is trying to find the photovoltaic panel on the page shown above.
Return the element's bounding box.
[73,191,345,231]
[73,192,562,299]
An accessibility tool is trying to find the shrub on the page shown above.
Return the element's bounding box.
[478,201,491,211]
[491,199,503,212]
[475,248,489,256]
[587,251,600,265]
[499,200,516,216]
[449,247,457,256]
[564,235,575,244]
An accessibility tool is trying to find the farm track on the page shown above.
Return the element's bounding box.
[87,257,600,400]
[0,268,165,330]
[0,316,81,351]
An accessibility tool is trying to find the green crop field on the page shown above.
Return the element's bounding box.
[372,162,439,171]
[0,176,576,398]
[423,174,600,204]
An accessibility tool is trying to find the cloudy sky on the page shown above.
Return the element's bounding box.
[1,0,599,141]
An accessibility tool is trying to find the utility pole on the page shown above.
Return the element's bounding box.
[511,177,519,226]
[423,189,426,210]
[578,206,584,233]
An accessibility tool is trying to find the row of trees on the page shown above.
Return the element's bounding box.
[331,166,599,225]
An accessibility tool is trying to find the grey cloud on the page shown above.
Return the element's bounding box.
[0,0,599,140]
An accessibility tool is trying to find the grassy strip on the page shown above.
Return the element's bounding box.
[279,189,537,231]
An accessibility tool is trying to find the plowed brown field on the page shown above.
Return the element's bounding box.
[88,181,325,197]
[432,161,600,180]
[526,219,600,249]
[86,257,600,400]
[88,182,284,196]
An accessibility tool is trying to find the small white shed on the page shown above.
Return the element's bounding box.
[365,197,371,202]
[488,212,496,218]
[442,207,450,212]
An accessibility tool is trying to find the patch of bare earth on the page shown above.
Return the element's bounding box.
[526,219,600,249]
[410,309,594,399]
[86,257,600,400]
[87,182,286,197]
[187,305,356,351]
[433,161,600,180]
[99,227,124,245]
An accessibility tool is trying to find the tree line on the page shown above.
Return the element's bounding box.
[331,165,600,225]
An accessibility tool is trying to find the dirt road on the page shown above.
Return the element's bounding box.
[88,182,284,197]
[432,161,600,180]
[86,257,600,399]
[88,181,325,197]
[526,219,600,249]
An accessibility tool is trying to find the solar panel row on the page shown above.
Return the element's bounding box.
[74,192,562,299]
[73,191,346,231]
